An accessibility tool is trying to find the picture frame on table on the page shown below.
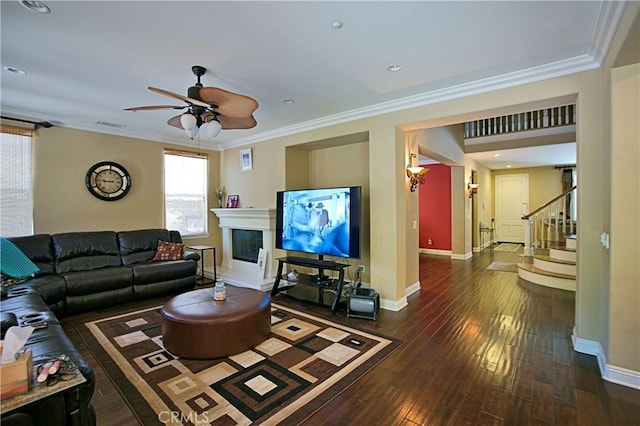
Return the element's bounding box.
[240,148,252,171]
[226,195,239,208]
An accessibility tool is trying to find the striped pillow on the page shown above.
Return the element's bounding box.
[0,238,40,279]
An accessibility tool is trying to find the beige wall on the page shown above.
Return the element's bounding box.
[608,63,639,371]
[31,126,221,269]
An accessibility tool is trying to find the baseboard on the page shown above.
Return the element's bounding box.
[418,248,452,256]
[451,251,473,260]
[405,281,420,298]
[572,328,640,390]
[380,296,407,312]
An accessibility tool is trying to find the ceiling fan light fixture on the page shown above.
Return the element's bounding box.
[180,113,197,131]
[186,127,199,139]
[206,120,222,138]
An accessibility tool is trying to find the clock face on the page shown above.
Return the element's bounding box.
[85,161,131,201]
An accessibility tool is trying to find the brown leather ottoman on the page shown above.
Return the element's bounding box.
[161,286,271,359]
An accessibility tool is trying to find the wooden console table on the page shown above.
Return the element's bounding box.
[271,256,349,314]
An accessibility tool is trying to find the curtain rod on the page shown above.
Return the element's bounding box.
[0,116,53,129]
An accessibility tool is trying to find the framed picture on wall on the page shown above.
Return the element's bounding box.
[240,148,252,171]
[227,194,239,208]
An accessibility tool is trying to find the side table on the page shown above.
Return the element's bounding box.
[187,245,216,285]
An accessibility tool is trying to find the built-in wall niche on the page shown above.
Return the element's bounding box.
[232,229,263,263]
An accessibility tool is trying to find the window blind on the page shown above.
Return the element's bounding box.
[1,125,34,237]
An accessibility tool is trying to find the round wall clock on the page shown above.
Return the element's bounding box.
[85,161,131,201]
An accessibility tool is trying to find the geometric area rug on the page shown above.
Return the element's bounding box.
[75,303,402,425]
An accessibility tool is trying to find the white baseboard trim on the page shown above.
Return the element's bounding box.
[405,281,420,298]
[418,248,452,256]
[380,296,407,312]
[451,251,473,260]
[572,328,640,390]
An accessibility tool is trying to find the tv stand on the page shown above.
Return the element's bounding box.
[271,256,349,313]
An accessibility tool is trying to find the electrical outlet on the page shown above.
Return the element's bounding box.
[428,238,433,245]
[357,265,365,273]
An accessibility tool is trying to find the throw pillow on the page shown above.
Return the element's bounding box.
[153,240,184,261]
[0,238,40,279]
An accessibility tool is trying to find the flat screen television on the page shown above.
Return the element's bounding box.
[276,186,361,259]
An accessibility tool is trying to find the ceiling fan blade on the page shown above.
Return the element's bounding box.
[199,87,258,118]
[217,114,257,130]
[148,86,210,109]
[124,105,185,111]
[167,114,184,130]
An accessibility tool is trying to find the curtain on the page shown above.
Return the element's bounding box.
[562,168,573,220]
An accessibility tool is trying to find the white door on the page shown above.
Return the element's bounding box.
[495,174,529,243]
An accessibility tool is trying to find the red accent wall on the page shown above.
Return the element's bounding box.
[419,164,451,250]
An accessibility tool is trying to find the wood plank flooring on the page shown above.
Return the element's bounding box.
[62,248,640,425]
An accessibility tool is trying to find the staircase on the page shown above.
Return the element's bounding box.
[518,186,577,291]
[517,235,576,291]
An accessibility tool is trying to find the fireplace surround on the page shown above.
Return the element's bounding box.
[211,208,276,291]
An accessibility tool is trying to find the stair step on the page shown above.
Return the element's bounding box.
[533,255,576,276]
[549,248,576,262]
[517,263,576,292]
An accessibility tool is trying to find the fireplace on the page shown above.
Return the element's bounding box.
[232,229,263,263]
[211,208,276,291]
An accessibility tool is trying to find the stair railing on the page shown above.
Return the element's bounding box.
[522,185,577,254]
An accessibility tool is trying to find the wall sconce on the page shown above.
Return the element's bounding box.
[406,153,428,192]
[468,175,479,198]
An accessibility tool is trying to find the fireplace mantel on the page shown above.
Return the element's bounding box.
[211,208,276,291]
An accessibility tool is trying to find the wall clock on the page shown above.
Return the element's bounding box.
[85,161,131,201]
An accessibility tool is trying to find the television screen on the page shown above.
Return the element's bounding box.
[276,186,361,258]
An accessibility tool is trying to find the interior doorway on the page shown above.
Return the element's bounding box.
[494,174,529,243]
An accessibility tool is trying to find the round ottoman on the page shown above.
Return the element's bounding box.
[161,286,271,359]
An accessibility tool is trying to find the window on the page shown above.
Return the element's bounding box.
[1,125,34,237]
[164,150,208,237]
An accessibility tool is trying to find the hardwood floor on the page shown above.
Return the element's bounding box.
[63,249,640,425]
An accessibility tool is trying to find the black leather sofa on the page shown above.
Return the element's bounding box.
[1,228,199,426]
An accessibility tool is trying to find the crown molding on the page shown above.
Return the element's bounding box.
[223,54,599,150]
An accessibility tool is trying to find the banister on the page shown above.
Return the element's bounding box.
[522,185,577,219]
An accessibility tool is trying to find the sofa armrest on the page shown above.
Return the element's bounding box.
[182,250,200,261]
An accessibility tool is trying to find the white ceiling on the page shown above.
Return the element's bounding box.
[0,1,624,167]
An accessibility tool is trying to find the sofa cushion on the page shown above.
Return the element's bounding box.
[53,232,121,273]
[0,238,40,279]
[7,234,56,275]
[13,275,66,307]
[118,229,172,265]
[130,260,196,284]
[153,240,184,261]
[62,266,132,297]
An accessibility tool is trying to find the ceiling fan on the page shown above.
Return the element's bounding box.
[124,65,258,139]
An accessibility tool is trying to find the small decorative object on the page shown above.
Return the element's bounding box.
[240,148,252,171]
[226,194,239,208]
[257,248,267,279]
[85,161,132,201]
[213,281,226,301]
[287,269,299,281]
[215,185,225,208]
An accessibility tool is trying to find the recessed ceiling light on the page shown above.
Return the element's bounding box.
[331,20,343,29]
[506,165,512,168]
[282,99,294,104]
[387,64,403,72]
[494,153,501,157]
[20,1,51,13]
[3,66,27,75]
